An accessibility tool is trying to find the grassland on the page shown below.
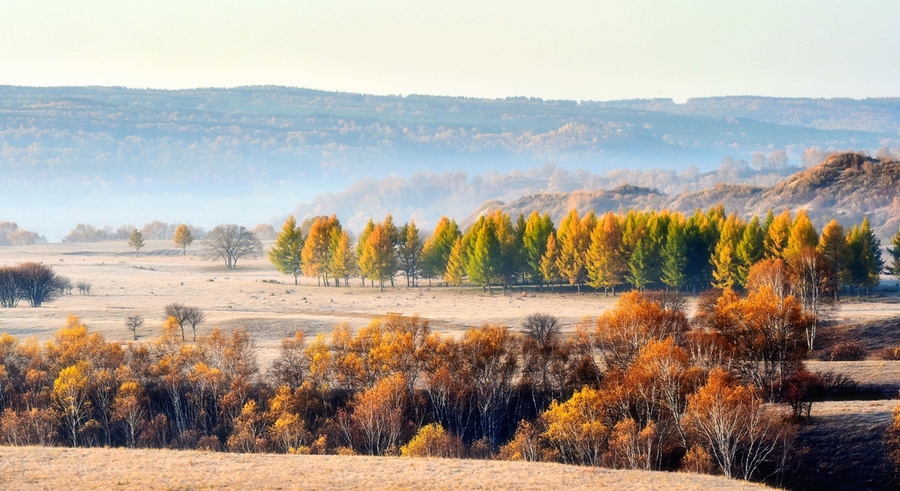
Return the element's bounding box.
[0,446,768,491]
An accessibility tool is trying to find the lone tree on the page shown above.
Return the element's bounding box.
[203,224,263,269]
[269,215,304,284]
[125,314,145,341]
[164,303,205,341]
[173,224,195,255]
[15,262,65,307]
[128,229,145,256]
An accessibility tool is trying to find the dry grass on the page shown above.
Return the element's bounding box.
[0,446,767,490]
[791,400,896,490]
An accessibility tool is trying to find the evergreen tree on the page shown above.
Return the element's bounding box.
[302,215,341,286]
[329,229,356,286]
[268,215,304,285]
[889,225,900,280]
[764,209,792,259]
[397,220,424,287]
[466,217,501,293]
[420,217,461,286]
[627,237,651,291]
[489,210,521,289]
[735,215,765,286]
[660,219,687,292]
[785,209,819,259]
[444,237,466,292]
[128,229,145,256]
[586,212,627,295]
[522,212,556,291]
[711,215,744,289]
[817,219,850,300]
[359,224,396,292]
[356,219,376,286]
[540,233,561,290]
[846,217,883,296]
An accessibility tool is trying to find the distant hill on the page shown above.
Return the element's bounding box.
[469,152,900,240]
[1,86,899,239]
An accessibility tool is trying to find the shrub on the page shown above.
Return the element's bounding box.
[400,423,464,458]
[829,341,867,361]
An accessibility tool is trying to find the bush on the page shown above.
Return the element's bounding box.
[829,341,867,361]
[400,424,464,458]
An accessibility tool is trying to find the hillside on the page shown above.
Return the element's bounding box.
[0,446,766,490]
[2,86,898,239]
[472,153,900,240]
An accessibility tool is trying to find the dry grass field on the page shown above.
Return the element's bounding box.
[0,446,766,490]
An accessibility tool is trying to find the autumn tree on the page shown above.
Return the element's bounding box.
[683,368,792,480]
[420,217,461,286]
[522,212,556,291]
[787,247,833,350]
[465,216,501,293]
[587,212,628,295]
[52,361,93,446]
[203,224,263,269]
[784,209,818,259]
[270,331,308,389]
[817,219,850,300]
[302,215,341,286]
[443,237,466,292]
[556,209,594,292]
[350,373,408,455]
[541,386,608,466]
[173,224,195,255]
[128,229,145,256]
[112,380,148,448]
[268,215,304,284]
[735,215,765,286]
[358,224,396,292]
[711,215,744,289]
[329,229,357,287]
[540,232,561,290]
[764,210,792,259]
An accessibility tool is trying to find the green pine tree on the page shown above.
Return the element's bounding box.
[269,215,304,284]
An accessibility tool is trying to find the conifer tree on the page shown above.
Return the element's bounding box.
[329,229,356,286]
[173,224,195,255]
[785,209,819,259]
[357,219,376,286]
[817,220,850,300]
[420,217,461,286]
[711,215,744,289]
[586,212,627,295]
[466,217,501,293]
[522,212,556,291]
[846,217,883,296]
[302,215,341,286]
[444,237,466,292]
[660,219,687,292]
[764,209,792,259]
[735,215,765,286]
[627,237,652,291]
[540,233,561,290]
[556,209,593,292]
[269,215,304,285]
[359,224,396,292]
[889,225,900,280]
[397,220,424,287]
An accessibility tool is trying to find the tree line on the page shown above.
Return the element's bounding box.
[0,279,826,484]
[271,206,890,302]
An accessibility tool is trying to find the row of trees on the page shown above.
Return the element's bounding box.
[0,280,815,483]
[269,207,887,300]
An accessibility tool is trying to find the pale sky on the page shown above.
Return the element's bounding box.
[2,0,899,101]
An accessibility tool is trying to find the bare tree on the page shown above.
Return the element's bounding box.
[15,262,65,307]
[164,303,191,341]
[126,314,145,341]
[203,224,263,269]
[164,303,205,341]
[184,307,205,341]
[0,266,21,307]
[76,281,92,295]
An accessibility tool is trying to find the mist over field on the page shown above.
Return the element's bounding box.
[2,85,899,240]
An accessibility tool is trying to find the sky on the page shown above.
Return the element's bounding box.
[2,0,899,102]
